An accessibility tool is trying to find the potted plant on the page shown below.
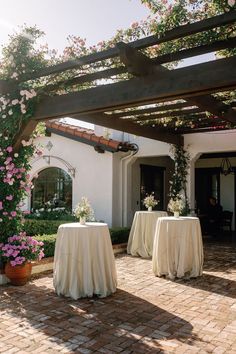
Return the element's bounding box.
[0,232,44,285]
[143,192,159,211]
[74,197,94,224]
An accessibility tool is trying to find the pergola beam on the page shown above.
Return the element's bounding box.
[33,55,236,121]
[71,113,183,145]
[127,108,203,122]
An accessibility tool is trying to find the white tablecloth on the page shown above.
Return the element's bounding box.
[152,217,204,279]
[127,211,168,258]
[53,222,117,299]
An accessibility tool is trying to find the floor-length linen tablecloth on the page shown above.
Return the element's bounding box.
[152,217,204,279]
[53,222,117,299]
[127,211,168,258]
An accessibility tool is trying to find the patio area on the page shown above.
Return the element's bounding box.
[0,242,235,354]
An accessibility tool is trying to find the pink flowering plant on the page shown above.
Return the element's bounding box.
[0,27,48,246]
[0,232,44,267]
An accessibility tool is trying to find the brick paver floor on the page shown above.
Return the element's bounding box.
[0,243,236,353]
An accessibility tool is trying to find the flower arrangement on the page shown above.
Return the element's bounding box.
[74,197,94,221]
[143,192,159,209]
[167,196,184,213]
[0,232,44,266]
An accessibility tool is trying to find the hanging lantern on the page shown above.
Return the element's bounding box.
[220,157,233,176]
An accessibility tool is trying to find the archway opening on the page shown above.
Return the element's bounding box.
[31,167,72,211]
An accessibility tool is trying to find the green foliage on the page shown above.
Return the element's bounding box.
[23,219,73,235]
[169,145,190,215]
[109,227,130,245]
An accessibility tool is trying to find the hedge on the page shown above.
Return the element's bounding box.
[23,219,72,236]
[33,225,130,258]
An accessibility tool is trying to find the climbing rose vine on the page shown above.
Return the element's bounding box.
[0,27,49,244]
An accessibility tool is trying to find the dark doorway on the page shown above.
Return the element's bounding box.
[140,164,165,210]
[195,168,221,214]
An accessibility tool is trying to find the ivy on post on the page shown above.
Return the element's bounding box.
[169,145,190,215]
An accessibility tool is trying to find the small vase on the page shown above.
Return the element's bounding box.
[5,262,32,286]
[80,216,86,225]
[174,211,180,218]
[148,206,152,212]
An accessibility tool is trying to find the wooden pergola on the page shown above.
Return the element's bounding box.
[1,10,236,148]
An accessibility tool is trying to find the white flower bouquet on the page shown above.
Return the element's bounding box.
[74,197,94,221]
[167,196,184,213]
[143,192,159,209]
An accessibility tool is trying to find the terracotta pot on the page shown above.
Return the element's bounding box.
[5,262,32,286]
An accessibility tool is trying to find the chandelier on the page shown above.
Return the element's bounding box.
[220,157,233,176]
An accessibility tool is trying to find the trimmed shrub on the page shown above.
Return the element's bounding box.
[23,219,75,236]
[110,227,130,245]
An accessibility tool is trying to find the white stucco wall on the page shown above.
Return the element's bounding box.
[185,130,236,156]
[29,133,114,226]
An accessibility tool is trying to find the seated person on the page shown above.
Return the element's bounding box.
[206,197,223,235]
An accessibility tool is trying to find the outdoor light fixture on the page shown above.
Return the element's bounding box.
[220,157,233,176]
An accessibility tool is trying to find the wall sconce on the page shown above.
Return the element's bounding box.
[43,155,51,164]
[220,157,233,176]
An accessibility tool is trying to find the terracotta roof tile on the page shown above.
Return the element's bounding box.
[45,120,136,153]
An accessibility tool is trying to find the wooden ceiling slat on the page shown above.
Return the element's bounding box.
[188,94,236,123]
[43,66,127,93]
[176,126,229,134]
[130,108,203,122]
[153,37,236,65]
[108,102,193,118]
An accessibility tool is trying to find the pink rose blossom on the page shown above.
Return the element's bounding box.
[6,146,13,153]
[6,195,13,201]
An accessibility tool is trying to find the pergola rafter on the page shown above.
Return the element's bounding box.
[2,10,235,148]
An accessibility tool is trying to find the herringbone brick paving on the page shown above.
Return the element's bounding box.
[0,243,236,353]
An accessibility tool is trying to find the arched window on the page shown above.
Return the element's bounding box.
[31,167,72,211]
